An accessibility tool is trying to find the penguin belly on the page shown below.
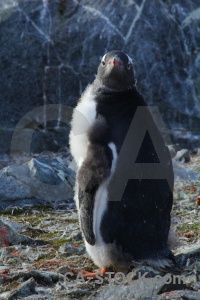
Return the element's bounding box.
[69,84,121,268]
[84,180,112,269]
[79,142,132,272]
[83,177,132,272]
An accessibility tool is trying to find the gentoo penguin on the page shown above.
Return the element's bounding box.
[69,50,179,276]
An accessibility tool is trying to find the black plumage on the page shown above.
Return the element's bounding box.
[70,50,178,272]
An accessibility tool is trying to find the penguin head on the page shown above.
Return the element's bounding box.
[96,50,136,90]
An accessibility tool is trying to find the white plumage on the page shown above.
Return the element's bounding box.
[69,85,96,169]
[70,85,119,268]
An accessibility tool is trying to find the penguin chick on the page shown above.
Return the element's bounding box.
[70,50,180,274]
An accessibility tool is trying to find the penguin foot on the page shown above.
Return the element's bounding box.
[72,267,106,279]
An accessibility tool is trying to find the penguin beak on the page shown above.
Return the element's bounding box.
[109,56,122,66]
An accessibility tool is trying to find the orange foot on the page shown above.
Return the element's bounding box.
[72,267,106,279]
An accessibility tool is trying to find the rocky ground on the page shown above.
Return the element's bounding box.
[0,150,199,299]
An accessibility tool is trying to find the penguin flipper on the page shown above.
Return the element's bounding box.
[78,188,96,245]
[78,143,113,245]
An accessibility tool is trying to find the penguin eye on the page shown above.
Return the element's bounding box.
[101,60,106,67]
[127,63,131,69]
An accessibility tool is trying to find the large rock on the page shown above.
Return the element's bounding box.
[0,157,75,210]
[8,277,36,300]
[90,274,187,300]
[0,0,200,153]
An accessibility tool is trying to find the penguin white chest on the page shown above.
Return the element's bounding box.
[69,84,97,168]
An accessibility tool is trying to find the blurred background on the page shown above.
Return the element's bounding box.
[0,3,200,298]
[0,0,200,154]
